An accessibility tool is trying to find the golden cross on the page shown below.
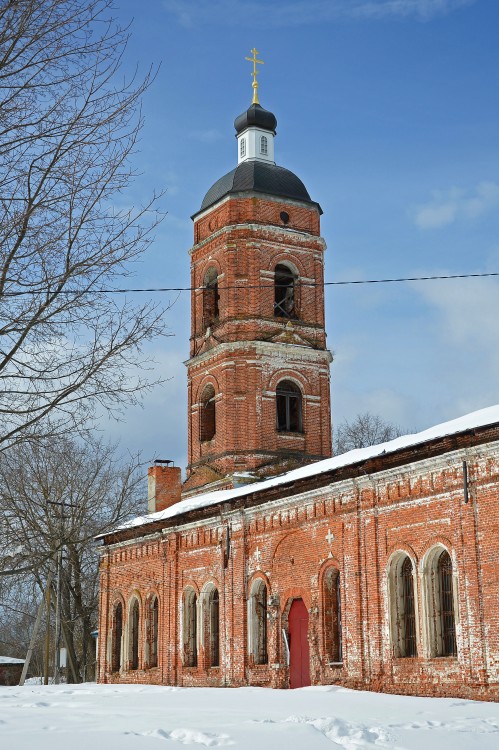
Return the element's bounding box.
[245,47,264,105]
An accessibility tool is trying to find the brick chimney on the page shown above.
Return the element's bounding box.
[148,460,181,513]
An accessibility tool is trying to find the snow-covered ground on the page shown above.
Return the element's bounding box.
[0,683,497,749]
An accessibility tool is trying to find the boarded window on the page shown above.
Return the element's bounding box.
[130,599,140,670]
[203,268,219,328]
[250,580,268,665]
[183,589,198,667]
[112,602,122,672]
[276,380,303,433]
[200,384,216,442]
[274,264,298,319]
[323,568,342,663]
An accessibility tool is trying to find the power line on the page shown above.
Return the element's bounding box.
[1,271,498,297]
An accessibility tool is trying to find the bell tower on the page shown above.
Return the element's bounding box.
[183,52,332,495]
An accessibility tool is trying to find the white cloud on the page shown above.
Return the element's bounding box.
[162,0,476,27]
[413,181,499,229]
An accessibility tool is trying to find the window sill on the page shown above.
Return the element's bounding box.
[276,430,305,438]
[327,662,343,668]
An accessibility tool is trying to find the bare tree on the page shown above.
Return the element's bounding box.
[0,435,145,680]
[333,412,405,455]
[0,0,168,451]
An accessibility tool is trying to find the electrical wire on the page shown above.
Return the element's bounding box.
[1,271,498,297]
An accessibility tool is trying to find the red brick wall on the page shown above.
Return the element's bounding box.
[97,443,499,700]
[185,193,331,490]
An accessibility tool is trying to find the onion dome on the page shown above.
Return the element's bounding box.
[234,103,277,135]
[196,161,322,215]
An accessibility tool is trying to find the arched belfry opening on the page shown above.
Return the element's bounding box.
[276,380,303,433]
[200,384,216,443]
[274,264,298,319]
[203,267,219,329]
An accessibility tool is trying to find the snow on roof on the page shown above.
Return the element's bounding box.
[0,656,25,664]
[106,404,499,539]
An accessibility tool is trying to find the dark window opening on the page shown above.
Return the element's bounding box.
[149,597,158,668]
[276,380,303,433]
[254,582,268,665]
[274,264,298,319]
[401,557,417,657]
[200,384,216,442]
[130,599,140,670]
[112,602,122,672]
[184,590,197,667]
[209,588,220,667]
[203,268,219,329]
[323,568,342,663]
[438,550,457,656]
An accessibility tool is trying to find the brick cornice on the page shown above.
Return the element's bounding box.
[99,426,499,546]
[184,339,333,368]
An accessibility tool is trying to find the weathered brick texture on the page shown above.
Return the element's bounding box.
[98,430,499,700]
[185,192,331,493]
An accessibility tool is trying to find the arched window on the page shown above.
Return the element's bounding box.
[111,602,123,672]
[260,135,268,155]
[323,568,342,663]
[276,380,303,433]
[129,598,140,670]
[249,580,268,665]
[200,384,216,442]
[423,547,457,657]
[183,588,198,667]
[203,267,219,328]
[147,596,159,668]
[438,550,457,656]
[240,138,246,158]
[274,264,297,319]
[201,587,220,668]
[388,554,417,658]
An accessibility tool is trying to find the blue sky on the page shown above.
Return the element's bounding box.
[103,0,499,468]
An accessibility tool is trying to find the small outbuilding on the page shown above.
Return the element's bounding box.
[0,656,25,686]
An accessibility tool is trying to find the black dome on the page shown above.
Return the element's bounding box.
[196,161,321,215]
[234,103,277,135]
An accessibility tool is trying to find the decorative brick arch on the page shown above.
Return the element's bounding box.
[268,370,308,393]
[181,584,199,668]
[194,375,221,405]
[199,580,220,668]
[247,574,270,666]
[126,592,142,671]
[386,549,418,658]
[109,593,125,674]
[143,590,160,669]
[420,541,458,659]
[266,251,306,279]
[386,541,418,565]
[318,560,343,664]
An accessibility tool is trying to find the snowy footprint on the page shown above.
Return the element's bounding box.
[127,728,234,746]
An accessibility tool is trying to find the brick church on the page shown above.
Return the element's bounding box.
[97,62,499,699]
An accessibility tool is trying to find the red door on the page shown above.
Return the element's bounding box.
[288,598,310,688]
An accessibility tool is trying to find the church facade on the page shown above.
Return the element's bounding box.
[97,70,499,700]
